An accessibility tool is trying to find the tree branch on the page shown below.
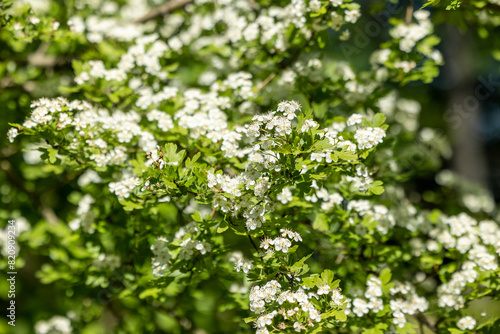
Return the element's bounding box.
[405,0,414,24]
[135,0,193,23]
[255,72,277,94]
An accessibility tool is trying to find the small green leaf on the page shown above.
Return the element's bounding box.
[369,181,385,195]
[139,288,160,299]
[119,199,143,211]
[396,322,417,334]
[362,323,388,334]
[372,113,386,127]
[313,213,329,232]
[290,253,313,273]
[321,269,335,286]
[191,211,203,222]
[216,222,228,233]
[379,268,392,285]
[244,316,257,324]
[312,138,333,152]
[185,152,201,168]
[334,310,347,322]
[48,149,57,164]
[336,150,358,161]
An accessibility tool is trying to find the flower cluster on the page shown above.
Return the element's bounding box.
[354,127,386,150]
[35,315,72,334]
[457,316,476,331]
[229,251,254,274]
[68,194,96,233]
[347,200,396,235]
[347,275,428,329]
[150,237,171,277]
[246,100,301,138]
[260,229,303,253]
[109,175,140,200]
[249,280,324,334]
[93,253,121,270]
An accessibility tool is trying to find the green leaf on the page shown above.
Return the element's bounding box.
[448,330,465,334]
[290,253,313,273]
[372,113,386,127]
[312,138,333,152]
[243,316,257,324]
[363,323,388,334]
[191,211,203,222]
[185,152,201,169]
[139,288,160,299]
[379,268,392,285]
[396,322,417,334]
[164,143,186,165]
[48,149,57,164]
[216,222,228,233]
[313,213,329,232]
[369,181,385,195]
[297,109,314,131]
[131,156,146,176]
[336,150,358,161]
[321,269,335,286]
[302,275,319,288]
[119,199,143,211]
[334,310,347,322]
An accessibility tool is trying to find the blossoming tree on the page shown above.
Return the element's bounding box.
[1,0,500,333]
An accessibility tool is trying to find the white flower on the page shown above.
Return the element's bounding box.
[293,321,306,332]
[317,284,331,295]
[354,127,386,150]
[7,128,18,143]
[273,237,292,253]
[35,316,72,334]
[301,119,318,133]
[352,298,370,317]
[457,316,476,330]
[344,9,361,23]
[277,187,293,204]
[347,114,363,126]
[309,0,321,11]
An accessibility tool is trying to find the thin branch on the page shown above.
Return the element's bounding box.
[415,312,437,333]
[135,0,193,23]
[405,0,414,24]
[255,72,277,94]
[255,34,315,95]
[244,226,261,254]
[247,234,259,253]
[28,42,56,67]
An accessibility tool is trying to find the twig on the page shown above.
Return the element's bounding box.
[405,0,414,24]
[415,312,437,332]
[244,226,260,253]
[247,234,259,252]
[28,42,57,67]
[255,72,277,94]
[254,34,315,95]
[27,43,73,68]
[135,0,193,23]
[248,0,258,9]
